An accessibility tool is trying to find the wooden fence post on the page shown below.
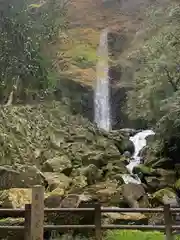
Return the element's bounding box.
[164,204,174,240]
[31,185,44,240]
[94,203,102,240]
[24,204,31,240]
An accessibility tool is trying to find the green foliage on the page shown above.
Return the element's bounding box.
[126,2,180,158]
[105,230,180,240]
[69,44,97,68]
[0,0,68,103]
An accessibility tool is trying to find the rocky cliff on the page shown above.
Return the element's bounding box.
[53,0,170,128]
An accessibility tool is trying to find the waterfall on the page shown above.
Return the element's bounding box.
[122,129,155,184]
[94,29,111,131]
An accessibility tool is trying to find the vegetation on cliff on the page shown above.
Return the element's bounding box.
[126,2,180,160]
[0,0,69,104]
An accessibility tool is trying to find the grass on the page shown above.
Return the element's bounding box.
[47,230,180,239]
[104,230,180,240]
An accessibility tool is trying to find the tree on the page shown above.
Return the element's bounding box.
[126,2,180,160]
[0,0,69,104]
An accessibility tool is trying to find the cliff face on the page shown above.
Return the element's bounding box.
[54,0,171,128]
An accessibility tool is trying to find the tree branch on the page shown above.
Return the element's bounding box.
[164,66,178,92]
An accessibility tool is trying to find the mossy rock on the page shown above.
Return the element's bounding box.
[42,156,73,176]
[0,217,24,240]
[115,139,134,155]
[79,164,102,185]
[152,188,178,206]
[0,165,45,189]
[44,172,72,192]
[0,188,31,208]
[174,178,180,190]
[133,164,157,176]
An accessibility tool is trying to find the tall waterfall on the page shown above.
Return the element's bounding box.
[94,29,111,131]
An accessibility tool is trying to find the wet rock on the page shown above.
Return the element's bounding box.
[115,139,135,155]
[122,183,149,208]
[42,156,73,176]
[133,164,157,176]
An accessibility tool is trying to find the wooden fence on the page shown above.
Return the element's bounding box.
[0,185,180,240]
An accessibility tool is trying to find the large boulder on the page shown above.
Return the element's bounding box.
[0,165,46,189]
[42,156,73,176]
[114,139,134,155]
[121,183,149,208]
[79,164,102,185]
[44,172,72,191]
[69,175,88,193]
[152,188,179,207]
[45,192,94,230]
[145,169,176,191]
[133,164,157,177]
[0,188,31,208]
[102,208,148,225]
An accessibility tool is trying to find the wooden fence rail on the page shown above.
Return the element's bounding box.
[0,186,180,239]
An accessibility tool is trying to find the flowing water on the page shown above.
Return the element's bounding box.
[94,29,111,131]
[122,129,155,184]
[94,30,155,184]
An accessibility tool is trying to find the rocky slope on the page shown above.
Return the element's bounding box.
[0,102,179,238]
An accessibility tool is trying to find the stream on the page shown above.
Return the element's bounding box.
[122,129,155,184]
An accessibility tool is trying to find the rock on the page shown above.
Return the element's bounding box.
[82,152,107,168]
[144,169,176,192]
[114,139,135,155]
[44,172,72,191]
[0,165,46,189]
[0,217,24,240]
[69,175,87,193]
[122,183,149,208]
[133,164,157,176]
[0,188,31,208]
[46,193,94,228]
[152,188,179,206]
[44,188,64,208]
[118,128,138,137]
[82,181,125,207]
[144,176,162,192]
[42,156,73,176]
[104,161,129,180]
[102,208,148,225]
[80,164,102,185]
[145,157,173,169]
[175,178,180,191]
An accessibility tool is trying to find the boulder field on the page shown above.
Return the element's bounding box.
[0,101,179,239]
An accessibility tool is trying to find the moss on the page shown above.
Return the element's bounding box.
[174,178,180,190]
[133,164,156,176]
[152,187,176,204]
[70,44,97,68]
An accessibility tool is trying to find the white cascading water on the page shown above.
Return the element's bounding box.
[122,130,155,184]
[94,30,155,184]
[94,29,111,131]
